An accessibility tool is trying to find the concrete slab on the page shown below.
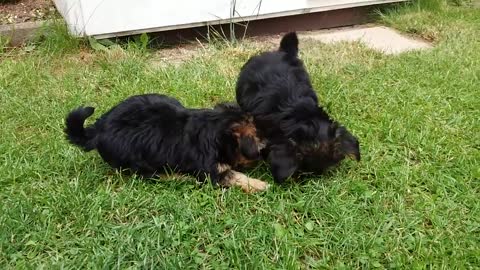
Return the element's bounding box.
[0,21,44,46]
[301,26,432,55]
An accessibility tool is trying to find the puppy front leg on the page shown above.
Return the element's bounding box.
[217,164,269,193]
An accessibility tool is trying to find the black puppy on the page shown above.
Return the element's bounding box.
[236,32,360,183]
[65,94,269,193]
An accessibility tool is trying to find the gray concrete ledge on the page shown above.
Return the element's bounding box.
[0,21,46,46]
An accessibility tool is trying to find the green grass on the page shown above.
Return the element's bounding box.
[1,4,479,269]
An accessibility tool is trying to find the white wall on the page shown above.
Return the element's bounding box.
[54,0,406,38]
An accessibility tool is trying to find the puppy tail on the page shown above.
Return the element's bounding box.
[279,32,299,57]
[64,106,97,151]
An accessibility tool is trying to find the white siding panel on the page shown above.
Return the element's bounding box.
[53,0,407,38]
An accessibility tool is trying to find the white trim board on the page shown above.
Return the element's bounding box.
[53,0,408,39]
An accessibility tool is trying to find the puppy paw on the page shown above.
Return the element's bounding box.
[222,170,270,193]
[244,178,270,193]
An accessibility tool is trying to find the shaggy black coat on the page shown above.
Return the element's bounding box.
[65,94,261,183]
[236,32,360,183]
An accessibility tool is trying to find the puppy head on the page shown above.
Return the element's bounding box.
[265,142,299,184]
[277,99,359,168]
[297,122,360,173]
[266,126,359,183]
[230,115,264,161]
[332,124,361,162]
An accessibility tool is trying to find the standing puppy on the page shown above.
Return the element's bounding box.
[236,32,360,183]
[65,94,268,193]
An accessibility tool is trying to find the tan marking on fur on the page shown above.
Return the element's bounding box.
[231,119,257,139]
[234,155,259,168]
[221,170,269,193]
[346,153,359,161]
[257,140,266,150]
[229,117,266,169]
[217,164,232,174]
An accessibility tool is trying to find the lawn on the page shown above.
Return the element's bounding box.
[0,2,479,269]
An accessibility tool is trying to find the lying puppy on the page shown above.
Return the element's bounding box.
[64,94,268,193]
[236,32,360,183]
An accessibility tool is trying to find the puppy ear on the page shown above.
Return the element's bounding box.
[267,144,298,184]
[279,32,299,57]
[239,136,260,160]
[334,125,361,161]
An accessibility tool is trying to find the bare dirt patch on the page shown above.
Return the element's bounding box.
[150,43,203,68]
[148,35,283,68]
[0,0,55,25]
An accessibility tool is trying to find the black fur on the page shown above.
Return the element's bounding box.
[65,94,261,183]
[236,32,360,183]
